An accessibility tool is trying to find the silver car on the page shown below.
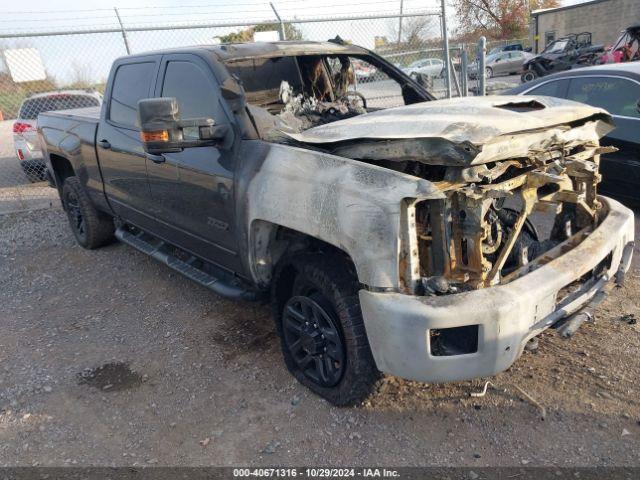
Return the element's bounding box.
[13,90,102,182]
[468,51,534,79]
[403,58,444,78]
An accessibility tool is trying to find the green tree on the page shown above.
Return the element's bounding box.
[452,0,559,39]
[218,22,303,43]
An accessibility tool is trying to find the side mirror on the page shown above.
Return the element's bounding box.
[636,98,640,114]
[137,97,231,154]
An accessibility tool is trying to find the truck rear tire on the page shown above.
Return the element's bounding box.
[272,253,380,406]
[62,176,114,249]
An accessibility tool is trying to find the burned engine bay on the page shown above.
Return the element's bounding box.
[228,52,616,296]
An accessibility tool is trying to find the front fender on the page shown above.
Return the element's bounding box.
[237,142,444,289]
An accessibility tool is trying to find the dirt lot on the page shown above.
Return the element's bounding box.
[0,205,639,467]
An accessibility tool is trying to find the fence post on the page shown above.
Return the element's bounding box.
[397,0,404,44]
[270,3,286,41]
[449,54,461,97]
[477,36,486,96]
[440,0,451,99]
[460,48,468,97]
[114,7,131,54]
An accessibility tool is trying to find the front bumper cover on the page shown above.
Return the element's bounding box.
[360,196,634,383]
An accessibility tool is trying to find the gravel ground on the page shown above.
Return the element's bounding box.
[0,206,639,467]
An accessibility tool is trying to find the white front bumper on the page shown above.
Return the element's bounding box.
[360,196,635,383]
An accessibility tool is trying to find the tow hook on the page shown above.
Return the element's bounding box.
[615,241,635,285]
[557,310,593,338]
[557,288,608,338]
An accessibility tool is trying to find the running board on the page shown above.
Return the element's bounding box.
[115,226,261,302]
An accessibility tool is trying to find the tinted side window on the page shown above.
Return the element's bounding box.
[161,61,222,121]
[109,62,156,128]
[567,77,640,118]
[527,79,569,98]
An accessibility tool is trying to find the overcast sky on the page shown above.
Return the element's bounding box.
[0,0,592,84]
[0,0,591,33]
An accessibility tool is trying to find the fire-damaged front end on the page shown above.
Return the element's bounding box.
[283,95,635,383]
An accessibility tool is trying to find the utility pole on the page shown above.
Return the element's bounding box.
[397,0,404,44]
[440,0,451,98]
[270,3,286,41]
[114,7,131,55]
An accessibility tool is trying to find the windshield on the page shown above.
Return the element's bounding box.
[227,53,427,111]
[544,39,569,54]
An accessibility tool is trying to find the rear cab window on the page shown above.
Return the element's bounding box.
[108,62,157,129]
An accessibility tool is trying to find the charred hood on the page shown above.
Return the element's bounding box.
[284,95,615,166]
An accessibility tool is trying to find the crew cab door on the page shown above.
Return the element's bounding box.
[147,53,241,272]
[96,56,160,230]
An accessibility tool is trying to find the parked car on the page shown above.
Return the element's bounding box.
[521,32,604,82]
[403,57,444,78]
[488,43,526,56]
[38,41,633,406]
[13,90,102,182]
[352,59,378,82]
[468,51,533,79]
[506,62,640,203]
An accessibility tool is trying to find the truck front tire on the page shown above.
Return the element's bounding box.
[272,253,380,406]
[62,176,114,249]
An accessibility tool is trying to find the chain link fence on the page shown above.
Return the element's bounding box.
[0,8,525,213]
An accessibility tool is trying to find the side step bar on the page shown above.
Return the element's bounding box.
[115,227,261,302]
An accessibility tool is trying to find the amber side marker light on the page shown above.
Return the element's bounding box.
[141,130,169,142]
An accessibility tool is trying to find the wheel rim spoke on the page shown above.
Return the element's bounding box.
[66,192,85,239]
[314,356,330,383]
[286,304,305,323]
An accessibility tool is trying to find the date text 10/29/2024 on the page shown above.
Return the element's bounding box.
[233,468,401,478]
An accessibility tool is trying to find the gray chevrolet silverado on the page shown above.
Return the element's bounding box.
[38,41,634,406]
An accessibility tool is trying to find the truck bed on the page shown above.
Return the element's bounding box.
[40,106,101,123]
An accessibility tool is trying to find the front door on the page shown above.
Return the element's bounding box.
[146,53,241,272]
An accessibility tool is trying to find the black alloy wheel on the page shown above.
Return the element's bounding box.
[64,188,87,243]
[282,294,346,388]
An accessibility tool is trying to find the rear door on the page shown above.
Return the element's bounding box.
[96,56,161,228]
[147,53,241,272]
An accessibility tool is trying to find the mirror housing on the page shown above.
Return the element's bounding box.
[137,97,231,154]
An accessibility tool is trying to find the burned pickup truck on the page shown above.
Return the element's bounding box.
[38,41,634,406]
